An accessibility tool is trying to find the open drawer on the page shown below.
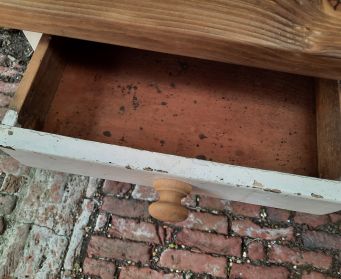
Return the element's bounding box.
[1,35,340,214]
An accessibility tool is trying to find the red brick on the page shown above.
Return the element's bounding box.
[103,180,131,196]
[302,271,334,279]
[294,212,330,228]
[159,249,226,278]
[0,81,18,94]
[303,231,341,250]
[0,194,17,215]
[232,220,294,240]
[164,226,174,243]
[181,194,196,208]
[266,207,290,223]
[0,94,11,107]
[176,228,241,256]
[269,245,332,269]
[131,184,158,201]
[0,174,24,193]
[230,264,289,279]
[119,266,181,279]
[87,236,150,263]
[109,215,161,244]
[101,197,149,218]
[176,211,228,234]
[0,156,27,176]
[329,213,341,223]
[247,241,265,260]
[198,195,231,211]
[83,257,116,279]
[0,66,19,78]
[230,202,260,218]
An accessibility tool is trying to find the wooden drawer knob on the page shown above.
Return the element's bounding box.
[148,179,192,223]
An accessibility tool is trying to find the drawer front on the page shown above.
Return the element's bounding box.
[1,35,341,215]
[1,125,341,215]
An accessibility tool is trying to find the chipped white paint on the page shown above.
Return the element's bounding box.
[0,125,341,214]
[132,184,158,201]
[1,110,18,126]
[23,31,42,51]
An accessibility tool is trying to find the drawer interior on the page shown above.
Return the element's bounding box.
[15,36,322,177]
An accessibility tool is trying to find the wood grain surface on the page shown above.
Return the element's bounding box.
[0,0,340,78]
[13,35,67,129]
[316,79,341,180]
[40,38,317,176]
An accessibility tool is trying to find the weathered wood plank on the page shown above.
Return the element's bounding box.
[0,0,340,79]
[316,79,341,180]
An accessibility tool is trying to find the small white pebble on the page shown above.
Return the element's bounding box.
[246,259,250,263]
[242,252,247,258]
[293,265,297,269]
[236,259,241,264]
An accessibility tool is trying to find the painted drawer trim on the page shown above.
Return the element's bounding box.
[1,124,340,214]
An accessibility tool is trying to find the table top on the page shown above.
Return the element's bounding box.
[0,0,340,79]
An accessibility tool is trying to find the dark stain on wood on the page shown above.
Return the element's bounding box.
[103,131,112,137]
[41,39,318,176]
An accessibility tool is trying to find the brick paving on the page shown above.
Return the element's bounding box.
[0,29,341,279]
